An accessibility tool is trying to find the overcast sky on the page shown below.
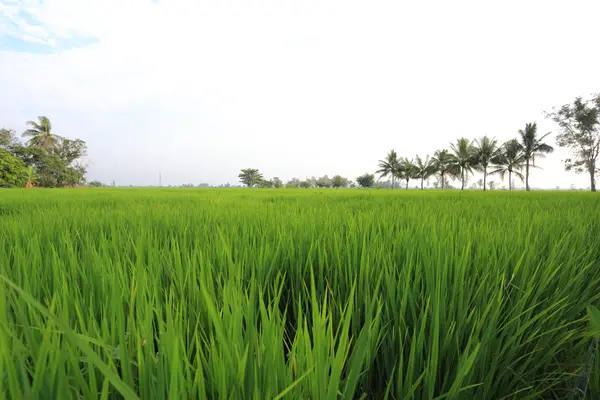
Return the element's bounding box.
[1,0,599,188]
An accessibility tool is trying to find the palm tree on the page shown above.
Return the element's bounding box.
[450,138,476,190]
[490,140,525,190]
[413,155,435,190]
[398,158,416,190]
[473,136,500,191]
[431,149,457,190]
[238,168,263,187]
[376,149,400,189]
[22,116,62,150]
[517,122,554,191]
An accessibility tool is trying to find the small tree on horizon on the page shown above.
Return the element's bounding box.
[238,168,263,187]
[356,173,375,188]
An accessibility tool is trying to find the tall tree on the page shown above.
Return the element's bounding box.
[398,158,416,190]
[546,94,600,192]
[356,173,375,188]
[238,168,263,187]
[450,138,476,190]
[413,155,434,190]
[376,150,400,189]
[490,140,525,190]
[517,122,554,191]
[431,149,457,190]
[22,116,63,150]
[473,136,500,191]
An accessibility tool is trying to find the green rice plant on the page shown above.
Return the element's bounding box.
[0,188,599,399]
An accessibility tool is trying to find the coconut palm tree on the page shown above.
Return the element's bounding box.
[22,116,62,150]
[376,149,400,189]
[431,149,457,190]
[450,138,476,190]
[398,158,416,190]
[238,168,263,187]
[490,140,525,190]
[413,155,435,190]
[473,136,500,191]
[517,122,554,191]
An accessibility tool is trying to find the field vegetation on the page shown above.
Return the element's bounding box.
[1,189,599,399]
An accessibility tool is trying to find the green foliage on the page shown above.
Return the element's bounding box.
[88,180,105,187]
[238,168,263,187]
[547,94,600,191]
[331,175,349,188]
[0,149,28,187]
[0,128,19,149]
[315,175,332,188]
[0,189,599,399]
[12,146,86,188]
[272,177,284,188]
[355,173,375,188]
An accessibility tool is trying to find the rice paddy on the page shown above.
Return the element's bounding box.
[0,188,599,399]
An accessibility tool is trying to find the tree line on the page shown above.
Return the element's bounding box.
[0,116,88,188]
[240,94,600,192]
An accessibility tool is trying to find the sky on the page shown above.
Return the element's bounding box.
[1,0,599,188]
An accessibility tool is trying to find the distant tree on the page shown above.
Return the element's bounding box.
[258,179,274,188]
[397,158,416,190]
[487,180,496,190]
[412,155,435,190]
[238,168,263,187]
[517,122,554,191]
[12,146,85,187]
[0,149,28,187]
[432,180,439,189]
[0,128,20,149]
[272,177,283,188]
[450,138,476,190]
[299,180,311,188]
[431,149,458,190]
[349,181,357,188]
[490,140,525,191]
[477,179,484,189]
[88,180,104,187]
[546,94,600,192]
[376,149,400,189]
[54,138,87,164]
[22,116,63,150]
[332,175,349,188]
[356,173,375,188]
[473,136,500,191]
[316,175,332,188]
[286,178,301,188]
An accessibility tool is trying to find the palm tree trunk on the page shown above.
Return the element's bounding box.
[509,170,512,191]
[525,158,530,191]
[591,169,596,192]
[441,172,445,190]
[483,167,487,191]
[405,179,409,190]
[461,169,465,190]
[391,176,394,190]
[421,177,424,190]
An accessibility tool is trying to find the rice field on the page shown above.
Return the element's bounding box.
[0,188,599,399]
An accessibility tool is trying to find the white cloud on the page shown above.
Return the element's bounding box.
[0,0,599,187]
